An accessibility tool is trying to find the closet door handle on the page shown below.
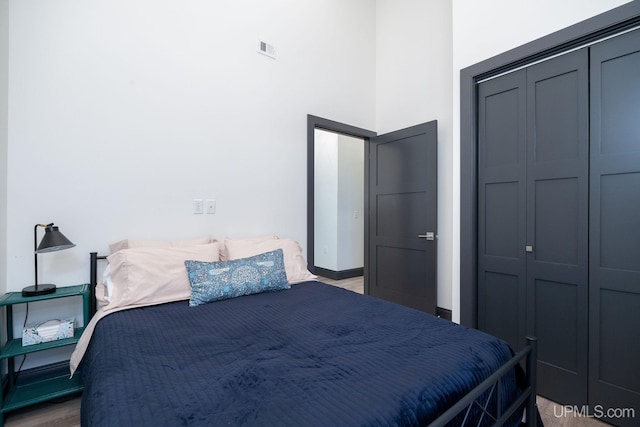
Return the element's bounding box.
[418,232,435,241]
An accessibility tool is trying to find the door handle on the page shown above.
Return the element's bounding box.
[418,232,435,241]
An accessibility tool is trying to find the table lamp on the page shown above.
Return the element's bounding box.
[22,223,76,297]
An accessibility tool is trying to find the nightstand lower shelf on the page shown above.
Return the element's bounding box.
[0,284,90,423]
[1,367,83,413]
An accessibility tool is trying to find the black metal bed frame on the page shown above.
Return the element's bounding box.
[88,252,538,427]
[430,336,538,426]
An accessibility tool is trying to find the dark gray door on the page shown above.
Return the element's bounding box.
[477,69,527,352]
[589,29,640,425]
[367,121,437,314]
[526,49,589,405]
[478,49,589,405]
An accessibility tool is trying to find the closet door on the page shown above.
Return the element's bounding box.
[478,50,589,405]
[526,49,589,405]
[590,29,640,425]
[477,70,527,352]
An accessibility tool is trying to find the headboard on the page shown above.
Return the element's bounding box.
[89,252,107,316]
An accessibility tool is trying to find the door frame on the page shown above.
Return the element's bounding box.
[306,115,376,286]
[459,1,640,327]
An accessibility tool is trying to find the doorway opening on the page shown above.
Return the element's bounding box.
[313,128,365,280]
[306,115,375,283]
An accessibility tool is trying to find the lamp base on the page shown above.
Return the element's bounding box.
[22,284,57,297]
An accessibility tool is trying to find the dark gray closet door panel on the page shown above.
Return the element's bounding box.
[600,173,640,270]
[590,29,640,426]
[477,69,527,352]
[484,88,521,169]
[599,46,640,157]
[534,177,580,265]
[534,279,579,369]
[483,271,521,348]
[484,181,520,258]
[598,288,640,391]
[526,49,589,405]
[532,71,581,163]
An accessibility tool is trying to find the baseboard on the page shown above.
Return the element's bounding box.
[314,267,364,281]
[436,307,452,321]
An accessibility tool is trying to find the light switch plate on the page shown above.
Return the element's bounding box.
[193,199,203,214]
[205,199,216,214]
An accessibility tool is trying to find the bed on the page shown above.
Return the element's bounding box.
[72,239,539,427]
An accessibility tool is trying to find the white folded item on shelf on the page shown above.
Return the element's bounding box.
[22,318,74,346]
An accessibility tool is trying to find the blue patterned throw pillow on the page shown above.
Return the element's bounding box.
[184,249,290,307]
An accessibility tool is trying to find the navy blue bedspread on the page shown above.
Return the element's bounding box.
[80,282,524,426]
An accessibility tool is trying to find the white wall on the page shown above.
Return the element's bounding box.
[0,0,8,296]
[336,134,364,271]
[5,0,375,368]
[5,0,376,291]
[450,0,632,322]
[376,0,453,310]
[314,129,339,271]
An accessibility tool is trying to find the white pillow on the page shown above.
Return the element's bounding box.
[108,236,212,254]
[224,238,316,284]
[97,264,114,306]
[217,234,279,261]
[101,243,220,312]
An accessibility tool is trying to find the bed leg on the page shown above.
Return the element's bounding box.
[90,252,98,316]
[525,336,538,425]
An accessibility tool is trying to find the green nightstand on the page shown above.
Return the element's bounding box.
[0,284,90,425]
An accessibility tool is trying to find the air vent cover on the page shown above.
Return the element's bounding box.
[258,40,276,59]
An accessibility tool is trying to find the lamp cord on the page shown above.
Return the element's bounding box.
[23,303,29,328]
[16,303,29,378]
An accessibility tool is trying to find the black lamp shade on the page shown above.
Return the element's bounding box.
[36,225,76,253]
[23,223,76,297]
